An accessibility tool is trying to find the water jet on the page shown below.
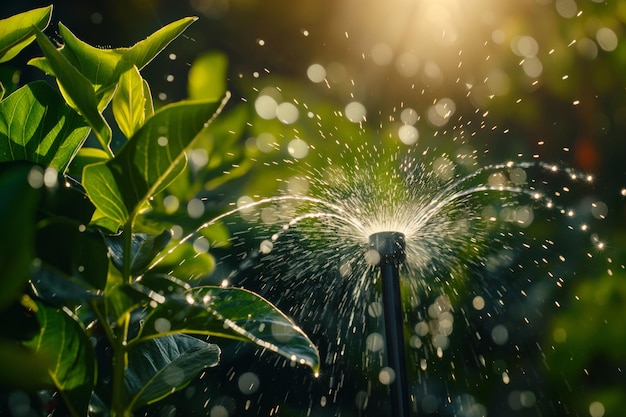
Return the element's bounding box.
[369,231,410,417]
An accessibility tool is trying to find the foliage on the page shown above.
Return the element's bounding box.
[0,5,319,417]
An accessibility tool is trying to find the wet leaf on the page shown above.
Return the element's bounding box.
[137,286,320,372]
[126,334,220,410]
[83,93,229,225]
[0,5,52,63]
[0,81,90,172]
[106,230,172,275]
[22,297,96,417]
[0,163,39,310]
[34,29,112,156]
[113,65,147,139]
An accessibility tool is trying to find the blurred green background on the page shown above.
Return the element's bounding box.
[1,1,625,416]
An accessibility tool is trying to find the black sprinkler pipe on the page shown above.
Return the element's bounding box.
[369,231,410,417]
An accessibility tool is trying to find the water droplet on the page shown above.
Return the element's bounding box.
[345,101,367,123]
[370,42,393,66]
[589,401,605,417]
[306,64,326,83]
[237,372,260,394]
[398,125,419,145]
[193,236,210,254]
[163,195,180,214]
[472,296,485,310]
[27,166,44,189]
[209,405,229,417]
[44,167,58,188]
[260,239,273,254]
[154,317,171,333]
[365,333,384,352]
[276,102,299,124]
[364,249,381,265]
[255,95,278,119]
[491,324,509,345]
[287,138,309,159]
[596,27,618,51]
[187,198,205,219]
[378,367,395,385]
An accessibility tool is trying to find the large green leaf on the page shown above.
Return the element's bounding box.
[136,286,320,372]
[0,5,52,63]
[125,334,219,410]
[83,93,229,225]
[0,163,39,310]
[34,29,112,156]
[112,65,147,139]
[0,81,90,171]
[29,17,196,110]
[22,297,96,417]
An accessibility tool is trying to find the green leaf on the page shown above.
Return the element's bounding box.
[0,163,39,310]
[34,29,113,157]
[106,230,172,275]
[120,17,198,75]
[188,51,228,100]
[82,163,128,225]
[22,297,96,417]
[113,65,147,139]
[126,334,219,410]
[0,81,90,171]
[0,5,52,63]
[83,93,229,224]
[29,17,196,110]
[137,286,320,372]
[66,147,110,181]
[142,78,154,118]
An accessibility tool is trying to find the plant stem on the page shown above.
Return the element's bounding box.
[111,219,135,417]
[111,316,130,417]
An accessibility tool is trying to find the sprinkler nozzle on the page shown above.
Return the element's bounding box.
[369,231,406,265]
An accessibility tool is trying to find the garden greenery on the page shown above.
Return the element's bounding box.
[0,6,319,417]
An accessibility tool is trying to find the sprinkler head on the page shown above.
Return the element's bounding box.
[369,231,406,265]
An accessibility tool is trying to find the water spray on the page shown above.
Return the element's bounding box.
[369,231,410,417]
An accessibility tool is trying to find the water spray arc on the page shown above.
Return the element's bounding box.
[369,231,410,417]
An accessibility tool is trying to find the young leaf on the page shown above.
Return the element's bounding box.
[83,93,229,224]
[0,163,39,311]
[136,286,320,372]
[29,17,197,111]
[113,65,147,139]
[0,81,90,171]
[34,29,113,157]
[126,334,219,410]
[0,5,52,63]
[120,17,198,74]
[113,66,146,139]
[22,296,96,417]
